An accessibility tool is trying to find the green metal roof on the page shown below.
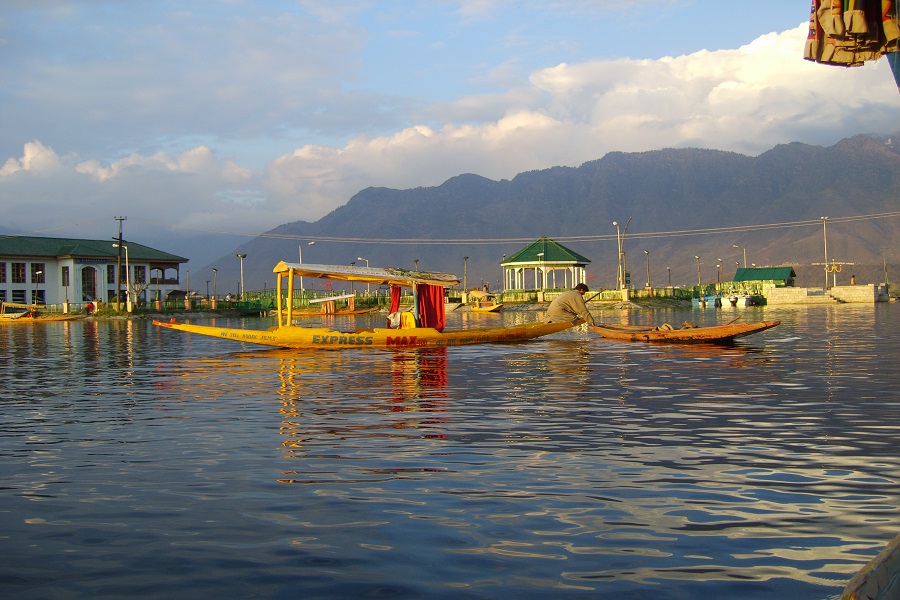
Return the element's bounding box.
[0,235,188,262]
[733,267,796,282]
[503,237,591,265]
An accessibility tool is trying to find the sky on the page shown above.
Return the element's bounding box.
[1,0,898,267]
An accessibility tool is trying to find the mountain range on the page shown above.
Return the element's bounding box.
[204,134,900,294]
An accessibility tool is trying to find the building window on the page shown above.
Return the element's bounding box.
[0,262,5,283]
[134,265,146,284]
[31,264,46,283]
[107,264,116,284]
[12,262,26,284]
[12,289,26,303]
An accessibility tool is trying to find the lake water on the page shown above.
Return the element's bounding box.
[1,303,898,599]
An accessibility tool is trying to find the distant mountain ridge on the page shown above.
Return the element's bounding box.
[210,134,900,291]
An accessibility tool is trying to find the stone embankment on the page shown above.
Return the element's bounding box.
[766,283,890,304]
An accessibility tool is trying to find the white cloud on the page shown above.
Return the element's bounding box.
[2,20,897,258]
[259,24,898,221]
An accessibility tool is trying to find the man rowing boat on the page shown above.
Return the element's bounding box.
[544,283,595,325]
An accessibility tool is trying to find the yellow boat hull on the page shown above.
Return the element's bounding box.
[0,315,84,324]
[153,319,574,349]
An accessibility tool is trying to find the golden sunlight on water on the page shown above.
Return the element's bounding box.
[0,304,897,599]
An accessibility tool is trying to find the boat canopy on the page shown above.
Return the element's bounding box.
[272,262,460,288]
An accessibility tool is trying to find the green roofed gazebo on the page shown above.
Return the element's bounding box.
[501,237,591,292]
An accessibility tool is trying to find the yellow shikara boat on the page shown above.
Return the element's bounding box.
[0,302,83,324]
[469,290,503,313]
[154,262,574,349]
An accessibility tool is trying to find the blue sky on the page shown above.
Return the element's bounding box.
[1,1,898,266]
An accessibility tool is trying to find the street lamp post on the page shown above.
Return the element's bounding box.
[414,259,419,271]
[34,270,43,305]
[112,243,132,312]
[667,266,671,288]
[155,268,162,309]
[357,257,370,294]
[644,250,650,288]
[211,268,217,309]
[236,254,247,299]
[463,256,469,292]
[715,260,723,307]
[821,216,829,290]
[536,253,544,290]
[694,255,702,287]
[733,244,747,269]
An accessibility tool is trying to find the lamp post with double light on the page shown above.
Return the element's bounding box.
[821,216,829,290]
[613,221,622,290]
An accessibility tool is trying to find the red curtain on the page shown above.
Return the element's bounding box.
[416,284,446,332]
[387,285,402,327]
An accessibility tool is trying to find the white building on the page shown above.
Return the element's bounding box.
[0,235,188,309]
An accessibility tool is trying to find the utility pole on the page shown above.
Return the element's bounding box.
[114,216,127,311]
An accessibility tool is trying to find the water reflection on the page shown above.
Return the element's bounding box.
[1,306,898,600]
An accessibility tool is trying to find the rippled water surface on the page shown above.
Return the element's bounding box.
[2,304,898,599]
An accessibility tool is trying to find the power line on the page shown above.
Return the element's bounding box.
[132,211,900,245]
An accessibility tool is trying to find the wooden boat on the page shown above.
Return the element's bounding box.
[590,318,780,344]
[0,302,83,324]
[471,298,503,312]
[469,290,503,312]
[154,262,575,349]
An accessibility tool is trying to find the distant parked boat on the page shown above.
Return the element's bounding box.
[471,296,503,312]
[0,302,83,324]
[691,295,719,308]
[724,294,758,307]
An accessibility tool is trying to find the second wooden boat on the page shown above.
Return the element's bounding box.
[590,319,780,344]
